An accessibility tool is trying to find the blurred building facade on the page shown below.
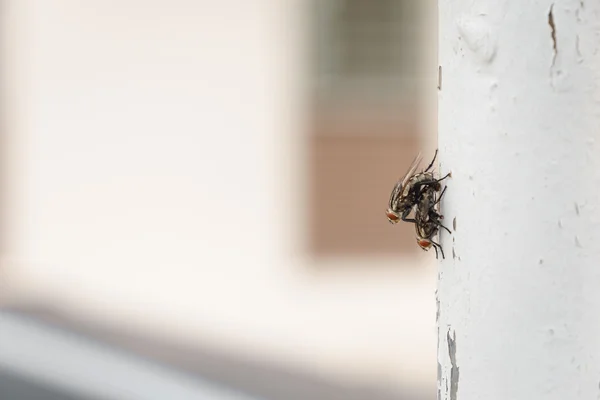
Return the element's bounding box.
[0,0,438,398]
[308,0,428,256]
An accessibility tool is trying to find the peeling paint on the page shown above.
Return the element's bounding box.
[437,362,442,400]
[447,330,459,400]
[576,35,583,61]
[577,1,584,23]
[437,327,441,393]
[548,4,558,67]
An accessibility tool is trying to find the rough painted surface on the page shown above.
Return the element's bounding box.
[437,361,442,400]
[438,0,600,399]
[447,330,459,400]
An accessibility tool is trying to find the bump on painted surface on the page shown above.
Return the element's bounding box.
[456,15,498,63]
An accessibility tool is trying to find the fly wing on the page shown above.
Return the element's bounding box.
[388,181,403,209]
[401,151,423,188]
[388,152,423,209]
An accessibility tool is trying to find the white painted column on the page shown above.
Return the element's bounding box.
[438,1,600,399]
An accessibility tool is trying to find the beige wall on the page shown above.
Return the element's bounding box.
[0,0,438,390]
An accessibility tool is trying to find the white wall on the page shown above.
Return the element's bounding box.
[438,1,600,398]
[1,0,437,389]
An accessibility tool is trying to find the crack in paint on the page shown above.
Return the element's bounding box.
[548,4,558,67]
[447,330,459,400]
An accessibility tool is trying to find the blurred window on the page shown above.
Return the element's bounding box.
[313,0,418,103]
[308,0,425,257]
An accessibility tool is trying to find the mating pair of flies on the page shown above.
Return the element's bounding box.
[385,150,451,259]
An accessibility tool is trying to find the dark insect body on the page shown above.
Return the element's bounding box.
[414,185,451,259]
[386,149,450,225]
[386,150,451,258]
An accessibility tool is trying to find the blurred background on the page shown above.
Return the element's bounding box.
[0,1,439,399]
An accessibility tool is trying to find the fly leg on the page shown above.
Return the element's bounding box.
[423,149,438,173]
[419,173,452,189]
[431,245,439,259]
[428,213,451,234]
[433,220,452,235]
[413,174,451,194]
[431,186,451,234]
[430,215,451,234]
[418,241,438,258]
[430,240,445,259]
[434,172,452,184]
[400,208,417,225]
[433,186,447,206]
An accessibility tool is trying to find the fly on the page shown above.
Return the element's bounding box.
[386,149,451,225]
[414,185,451,259]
